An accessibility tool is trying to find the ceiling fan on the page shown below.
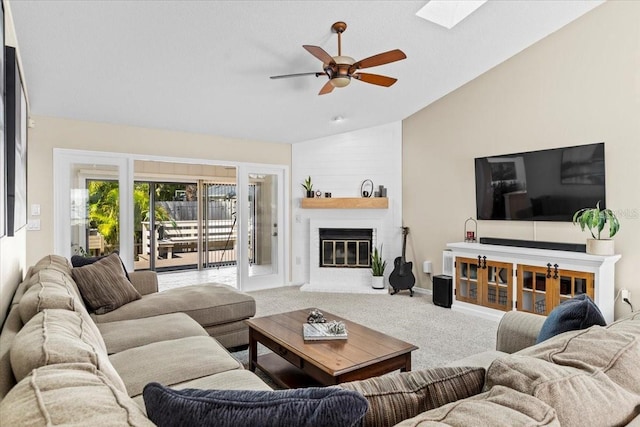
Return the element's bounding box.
[270,21,407,95]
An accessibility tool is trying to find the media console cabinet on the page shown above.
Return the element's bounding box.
[446,242,621,323]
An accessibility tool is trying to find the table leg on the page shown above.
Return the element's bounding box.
[401,354,412,372]
[248,329,258,372]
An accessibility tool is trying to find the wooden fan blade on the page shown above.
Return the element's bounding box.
[354,72,398,87]
[349,49,406,72]
[270,72,324,79]
[318,80,335,95]
[303,45,335,65]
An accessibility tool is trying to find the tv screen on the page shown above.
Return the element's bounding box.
[475,143,605,221]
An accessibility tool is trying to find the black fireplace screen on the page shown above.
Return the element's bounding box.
[319,228,373,268]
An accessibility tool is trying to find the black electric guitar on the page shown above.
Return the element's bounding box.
[389,227,416,296]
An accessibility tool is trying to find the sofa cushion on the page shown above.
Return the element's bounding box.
[109,336,243,397]
[394,386,559,426]
[30,254,73,278]
[10,309,126,393]
[0,363,153,427]
[97,312,209,354]
[0,308,22,400]
[536,294,605,343]
[488,322,640,427]
[18,271,87,324]
[72,253,141,314]
[92,284,255,328]
[143,382,368,427]
[336,366,485,427]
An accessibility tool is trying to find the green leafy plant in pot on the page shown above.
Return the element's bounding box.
[371,245,387,289]
[572,201,620,255]
[302,176,314,198]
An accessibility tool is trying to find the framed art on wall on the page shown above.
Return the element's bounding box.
[5,46,28,236]
[1,4,6,238]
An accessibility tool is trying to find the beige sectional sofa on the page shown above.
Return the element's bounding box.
[0,254,271,425]
[1,253,639,426]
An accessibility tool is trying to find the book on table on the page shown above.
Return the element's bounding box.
[302,323,348,341]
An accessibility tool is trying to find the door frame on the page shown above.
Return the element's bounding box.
[53,149,134,270]
[237,164,289,291]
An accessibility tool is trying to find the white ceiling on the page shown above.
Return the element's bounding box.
[10,1,603,144]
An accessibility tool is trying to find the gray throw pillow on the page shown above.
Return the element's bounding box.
[142,382,368,427]
[337,366,486,427]
[536,294,606,343]
[72,253,141,314]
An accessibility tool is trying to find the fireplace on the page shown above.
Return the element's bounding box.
[319,228,373,268]
[303,219,385,294]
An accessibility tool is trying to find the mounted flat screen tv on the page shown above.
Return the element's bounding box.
[475,142,605,222]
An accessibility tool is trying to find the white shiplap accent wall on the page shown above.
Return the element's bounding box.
[291,122,403,292]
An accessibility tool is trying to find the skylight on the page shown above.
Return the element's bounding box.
[416,0,487,29]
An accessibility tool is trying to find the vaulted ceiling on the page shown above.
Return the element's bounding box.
[10,1,603,144]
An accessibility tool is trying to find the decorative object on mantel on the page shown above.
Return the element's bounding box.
[464,217,477,242]
[572,201,620,255]
[371,245,387,289]
[361,179,373,197]
[324,192,332,198]
[377,185,387,198]
[302,176,314,198]
[316,190,322,198]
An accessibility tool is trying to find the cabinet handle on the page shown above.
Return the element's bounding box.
[553,264,559,279]
[546,263,552,278]
[482,256,487,269]
[477,256,482,268]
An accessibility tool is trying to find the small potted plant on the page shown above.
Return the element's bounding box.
[572,201,620,255]
[371,245,387,289]
[302,176,314,198]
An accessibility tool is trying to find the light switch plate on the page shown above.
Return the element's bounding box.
[27,219,41,231]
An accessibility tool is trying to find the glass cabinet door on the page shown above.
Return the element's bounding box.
[557,270,594,305]
[456,257,480,305]
[484,261,513,311]
[518,265,550,315]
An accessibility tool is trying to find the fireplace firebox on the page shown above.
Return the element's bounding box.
[319,228,373,268]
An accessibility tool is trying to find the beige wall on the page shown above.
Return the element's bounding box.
[25,116,291,267]
[403,1,640,320]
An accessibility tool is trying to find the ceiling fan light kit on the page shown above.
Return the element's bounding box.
[271,21,406,95]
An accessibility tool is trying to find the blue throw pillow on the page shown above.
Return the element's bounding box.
[536,294,606,343]
[143,382,368,427]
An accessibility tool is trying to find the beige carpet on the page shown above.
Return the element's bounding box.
[233,286,498,373]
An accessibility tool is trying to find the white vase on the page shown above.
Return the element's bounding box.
[371,276,385,289]
[586,239,615,256]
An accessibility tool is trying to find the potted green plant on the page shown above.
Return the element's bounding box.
[302,176,314,198]
[572,201,620,255]
[371,245,387,289]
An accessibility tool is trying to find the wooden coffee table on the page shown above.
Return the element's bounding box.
[246,308,418,388]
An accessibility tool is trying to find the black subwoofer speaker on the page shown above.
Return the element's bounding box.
[433,275,453,308]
